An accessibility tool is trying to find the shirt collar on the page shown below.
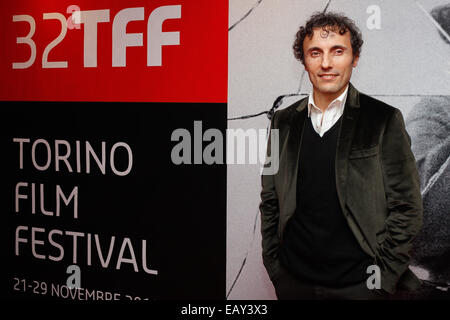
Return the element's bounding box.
[307,84,349,117]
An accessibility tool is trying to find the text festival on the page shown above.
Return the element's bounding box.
[12,138,158,276]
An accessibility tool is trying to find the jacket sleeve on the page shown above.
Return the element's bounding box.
[259,111,283,282]
[377,109,424,294]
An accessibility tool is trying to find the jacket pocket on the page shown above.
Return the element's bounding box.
[349,145,379,159]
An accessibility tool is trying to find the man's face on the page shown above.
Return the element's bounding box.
[303,27,359,99]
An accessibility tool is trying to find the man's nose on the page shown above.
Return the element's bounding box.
[321,53,332,69]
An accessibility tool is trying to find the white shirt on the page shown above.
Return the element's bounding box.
[307,85,348,137]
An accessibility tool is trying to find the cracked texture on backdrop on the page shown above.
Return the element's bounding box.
[227,0,330,298]
[228,0,450,298]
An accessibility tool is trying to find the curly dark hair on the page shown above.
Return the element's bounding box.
[293,12,363,64]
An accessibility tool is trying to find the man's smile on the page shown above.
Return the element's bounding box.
[319,73,339,80]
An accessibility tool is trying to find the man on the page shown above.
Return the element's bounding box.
[260,12,423,300]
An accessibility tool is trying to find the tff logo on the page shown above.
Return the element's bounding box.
[12,5,181,69]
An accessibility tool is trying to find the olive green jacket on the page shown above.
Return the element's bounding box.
[260,83,423,294]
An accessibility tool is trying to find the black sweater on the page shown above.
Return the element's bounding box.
[279,115,373,287]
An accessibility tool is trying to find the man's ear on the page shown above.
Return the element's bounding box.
[352,55,360,68]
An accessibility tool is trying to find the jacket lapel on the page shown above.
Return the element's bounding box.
[282,98,308,220]
[335,83,360,211]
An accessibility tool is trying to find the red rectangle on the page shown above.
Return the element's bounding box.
[0,0,228,103]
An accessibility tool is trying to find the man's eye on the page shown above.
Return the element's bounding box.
[334,49,343,55]
[311,51,320,57]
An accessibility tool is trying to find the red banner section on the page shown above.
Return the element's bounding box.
[0,0,228,103]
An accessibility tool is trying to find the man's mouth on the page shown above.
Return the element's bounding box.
[319,74,338,80]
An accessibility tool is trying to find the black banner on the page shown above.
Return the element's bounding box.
[0,101,226,300]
